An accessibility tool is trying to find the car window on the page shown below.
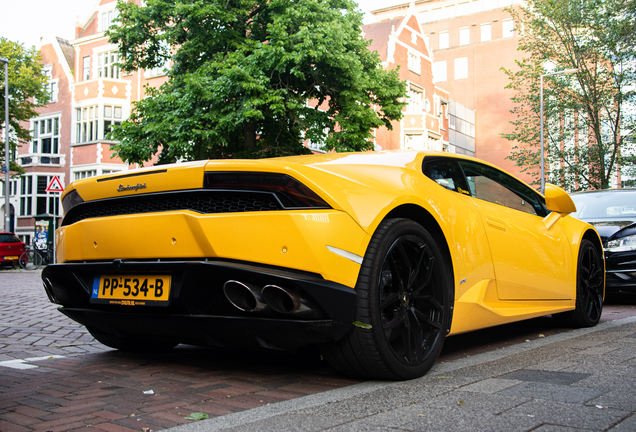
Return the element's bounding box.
[422,158,471,196]
[0,234,22,243]
[458,160,545,216]
[570,190,636,218]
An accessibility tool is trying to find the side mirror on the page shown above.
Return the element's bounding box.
[544,183,576,214]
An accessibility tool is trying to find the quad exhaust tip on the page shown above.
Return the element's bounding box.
[223,280,323,319]
[223,280,268,313]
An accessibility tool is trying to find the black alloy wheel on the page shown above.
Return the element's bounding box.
[553,239,604,328]
[321,218,452,380]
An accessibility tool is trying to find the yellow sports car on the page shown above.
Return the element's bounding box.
[42,150,604,380]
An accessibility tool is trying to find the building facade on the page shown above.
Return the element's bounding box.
[371,0,524,179]
[360,12,450,153]
[13,0,166,243]
[12,1,453,242]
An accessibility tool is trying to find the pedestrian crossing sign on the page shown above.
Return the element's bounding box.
[45,175,64,192]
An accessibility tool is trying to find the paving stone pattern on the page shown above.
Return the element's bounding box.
[0,269,360,432]
[181,319,636,432]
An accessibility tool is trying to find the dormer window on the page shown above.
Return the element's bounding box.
[102,9,119,32]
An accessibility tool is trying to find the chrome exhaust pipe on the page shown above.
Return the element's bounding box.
[223,280,268,313]
[261,285,323,319]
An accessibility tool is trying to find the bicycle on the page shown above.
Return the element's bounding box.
[18,242,54,270]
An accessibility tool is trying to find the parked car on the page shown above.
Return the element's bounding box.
[42,150,604,380]
[570,188,636,294]
[0,233,26,268]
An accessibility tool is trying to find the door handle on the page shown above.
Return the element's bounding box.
[486,217,506,231]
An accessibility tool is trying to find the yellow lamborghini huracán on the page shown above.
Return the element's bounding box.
[43,151,604,380]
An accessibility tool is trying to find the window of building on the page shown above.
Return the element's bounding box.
[98,51,120,79]
[430,8,442,21]
[405,134,425,150]
[433,61,447,82]
[42,67,58,103]
[471,0,483,13]
[407,86,424,112]
[443,5,455,19]
[459,27,470,45]
[82,56,90,80]
[484,0,498,10]
[408,52,421,74]
[76,106,98,143]
[439,31,449,49]
[458,2,470,15]
[74,170,97,181]
[101,9,119,32]
[481,23,492,42]
[103,105,123,138]
[30,116,61,165]
[455,57,468,79]
[424,34,430,49]
[19,174,60,217]
[502,19,514,38]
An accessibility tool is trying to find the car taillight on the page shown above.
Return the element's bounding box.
[204,172,330,209]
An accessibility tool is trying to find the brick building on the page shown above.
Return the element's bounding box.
[358,12,451,153]
[13,0,166,243]
[371,0,525,180]
[11,0,452,242]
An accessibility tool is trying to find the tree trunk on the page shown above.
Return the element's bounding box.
[243,121,256,151]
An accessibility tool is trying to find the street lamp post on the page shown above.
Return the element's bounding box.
[1,57,9,233]
[540,68,578,194]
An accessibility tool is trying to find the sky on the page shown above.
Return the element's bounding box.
[0,0,406,50]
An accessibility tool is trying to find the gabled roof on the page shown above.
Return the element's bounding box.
[362,17,404,61]
[56,37,75,74]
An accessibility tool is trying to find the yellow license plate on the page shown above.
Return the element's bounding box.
[3,256,18,260]
[91,275,171,306]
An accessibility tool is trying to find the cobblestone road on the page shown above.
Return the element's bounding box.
[1,268,635,432]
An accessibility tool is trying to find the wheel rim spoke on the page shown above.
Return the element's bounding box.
[378,234,445,367]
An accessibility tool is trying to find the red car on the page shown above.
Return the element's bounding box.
[0,233,26,268]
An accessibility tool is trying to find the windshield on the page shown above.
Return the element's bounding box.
[0,234,21,243]
[570,191,636,219]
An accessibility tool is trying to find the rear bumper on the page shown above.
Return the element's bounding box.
[42,260,357,350]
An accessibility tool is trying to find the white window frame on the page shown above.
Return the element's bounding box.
[99,9,119,33]
[407,85,424,113]
[408,52,421,74]
[433,61,447,82]
[481,23,492,42]
[18,174,62,217]
[459,27,470,46]
[82,56,91,81]
[455,57,468,79]
[439,31,449,49]
[42,66,58,103]
[502,19,515,38]
[75,105,99,144]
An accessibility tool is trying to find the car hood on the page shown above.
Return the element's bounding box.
[581,218,636,242]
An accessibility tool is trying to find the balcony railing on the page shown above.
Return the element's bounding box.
[18,153,66,167]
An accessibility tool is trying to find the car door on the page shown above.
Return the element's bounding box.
[457,160,573,300]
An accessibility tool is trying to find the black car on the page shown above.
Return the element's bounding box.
[570,189,636,293]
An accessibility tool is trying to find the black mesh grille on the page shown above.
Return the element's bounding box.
[62,190,283,226]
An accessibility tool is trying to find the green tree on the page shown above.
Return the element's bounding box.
[502,0,636,190]
[0,38,49,176]
[108,0,406,164]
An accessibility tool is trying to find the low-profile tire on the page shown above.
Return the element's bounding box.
[87,328,179,353]
[553,239,604,328]
[321,218,452,380]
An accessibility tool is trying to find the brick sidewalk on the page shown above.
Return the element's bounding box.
[0,269,360,432]
[1,269,634,432]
